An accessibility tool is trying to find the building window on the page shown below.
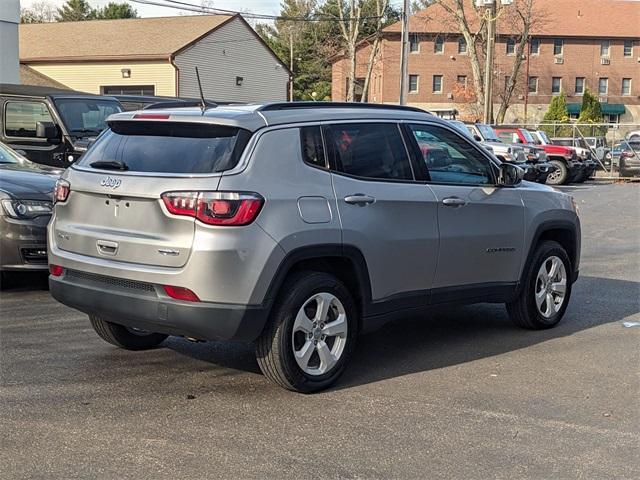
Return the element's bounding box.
[458,37,467,54]
[409,34,420,53]
[506,38,516,55]
[624,40,634,57]
[432,75,443,93]
[434,36,444,54]
[603,114,620,124]
[456,75,467,87]
[575,77,585,95]
[599,78,609,95]
[530,38,540,55]
[553,38,563,55]
[600,40,610,57]
[409,75,419,93]
[622,78,632,96]
[101,85,155,96]
[4,101,54,138]
[528,76,538,94]
[552,77,562,94]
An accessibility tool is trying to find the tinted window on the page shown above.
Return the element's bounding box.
[325,123,413,181]
[300,126,326,168]
[78,122,251,173]
[4,101,54,138]
[409,124,493,185]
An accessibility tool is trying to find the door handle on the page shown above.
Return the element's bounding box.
[442,197,467,207]
[96,240,118,256]
[344,194,376,205]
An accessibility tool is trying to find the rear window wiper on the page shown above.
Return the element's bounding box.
[90,160,129,171]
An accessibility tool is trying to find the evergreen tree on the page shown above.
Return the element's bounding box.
[541,92,571,137]
[56,0,93,21]
[578,89,606,136]
[94,3,138,19]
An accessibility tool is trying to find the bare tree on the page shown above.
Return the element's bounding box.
[337,0,363,101]
[360,0,389,102]
[20,1,57,23]
[422,0,542,122]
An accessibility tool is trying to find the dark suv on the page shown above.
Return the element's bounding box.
[0,84,122,168]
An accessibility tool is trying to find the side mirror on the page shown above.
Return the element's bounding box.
[498,163,524,187]
[473,134,482,142]
[36,121,60,142]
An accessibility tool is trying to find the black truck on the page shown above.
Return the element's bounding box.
[0,84,122,168]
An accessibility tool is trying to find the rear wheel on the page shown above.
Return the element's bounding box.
[89,315,168,350]
[546,160,568,185]
[507,241,572,330]
[256,271,357,393]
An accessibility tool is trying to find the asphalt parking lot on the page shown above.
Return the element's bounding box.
[1,182,639,479]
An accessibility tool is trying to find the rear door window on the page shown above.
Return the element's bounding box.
[324,123,414,181]
[4,101,54,138]
[300,126,326,168]
[77,121,251,174]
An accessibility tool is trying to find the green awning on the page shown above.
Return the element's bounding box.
[601,103,626,115]
[567,103,626,115]
[567,103,581,115]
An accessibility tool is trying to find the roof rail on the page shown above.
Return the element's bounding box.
[258,101,429,114]
[143,100,218,110]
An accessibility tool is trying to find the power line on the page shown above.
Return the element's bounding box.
[128,0,389,22]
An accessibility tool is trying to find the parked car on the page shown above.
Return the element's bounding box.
[447,120,493,153]
[626,130,640,142]
[468,124,553,184]
[0,84,123,168]
[495,127,581,185]
[48,102,581,392]
[618,141,640,178]
[535,132,596,182]
[0,141,60,286]
[582,136,611,168]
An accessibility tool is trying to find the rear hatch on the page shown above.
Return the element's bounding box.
[53,119,251,267]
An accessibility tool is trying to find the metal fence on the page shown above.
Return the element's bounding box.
[498,123,640,176]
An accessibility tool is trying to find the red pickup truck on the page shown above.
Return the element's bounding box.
[494,127,581,185]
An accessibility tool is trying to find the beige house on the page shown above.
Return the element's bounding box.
[19,14,290,102]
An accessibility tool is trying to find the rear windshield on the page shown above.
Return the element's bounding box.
[77,121,251,173]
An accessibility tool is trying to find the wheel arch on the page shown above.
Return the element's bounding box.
[261,244,373,330]
[520,220,579,291]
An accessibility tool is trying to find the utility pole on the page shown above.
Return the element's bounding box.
[289,33,294,101]
[483,0,496,124]
[398,0,410,105]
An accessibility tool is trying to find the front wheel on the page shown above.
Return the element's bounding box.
[89,315,168,350]
[546,160,568,185]
[507,241,573,330]
[256,271,358,393]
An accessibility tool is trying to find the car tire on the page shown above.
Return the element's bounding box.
[619,159,630,178]
[256,271,358,393]
[89,314,168,350]
[546,160,568,185]
[507,241,573,330]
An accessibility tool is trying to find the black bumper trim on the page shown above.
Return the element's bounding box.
[49,276,269,342]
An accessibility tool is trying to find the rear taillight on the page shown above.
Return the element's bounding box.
[163,285,200,302]
[161,192,263,226]
[49,264,64,277]
[54,179,70,203]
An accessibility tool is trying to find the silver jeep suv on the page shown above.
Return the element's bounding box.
[48,103,581,392]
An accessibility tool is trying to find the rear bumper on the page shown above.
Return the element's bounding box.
[49,272,270,342]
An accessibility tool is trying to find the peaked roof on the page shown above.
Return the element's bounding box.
[19,64,70,89]
[385,0,640,38]
[20,14,235,62]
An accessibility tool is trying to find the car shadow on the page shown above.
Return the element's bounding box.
[0,271,49,292]
[162,275,639,390]
[335,275,639,390]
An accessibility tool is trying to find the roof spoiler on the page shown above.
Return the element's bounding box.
[143,100,218,110]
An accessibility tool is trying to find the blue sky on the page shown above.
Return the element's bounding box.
[21,1,282,17]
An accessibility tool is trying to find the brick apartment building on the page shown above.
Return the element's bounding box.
[331,0,640,125]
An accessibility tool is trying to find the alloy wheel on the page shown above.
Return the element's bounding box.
[534,256,567,318]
